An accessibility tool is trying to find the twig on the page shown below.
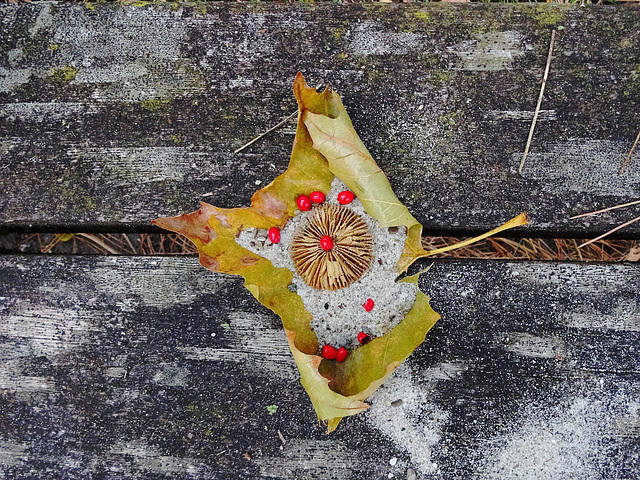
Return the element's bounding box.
[233,111,297,154]
[570,199,640,219]
[619,127,640,174]
[519,29,556,173]
[578,214,640,249]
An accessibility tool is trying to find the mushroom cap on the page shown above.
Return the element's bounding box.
[291,204,374,290]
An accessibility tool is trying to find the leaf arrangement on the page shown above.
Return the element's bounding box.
[154,73,528,432]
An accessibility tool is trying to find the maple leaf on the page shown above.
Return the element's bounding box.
[154,73,528,432]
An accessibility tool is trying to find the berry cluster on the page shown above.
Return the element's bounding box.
[321,330,371,361]
[267,189,356,245]
[296,188,354,212]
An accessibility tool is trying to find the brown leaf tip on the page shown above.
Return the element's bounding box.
[291,204,374,290]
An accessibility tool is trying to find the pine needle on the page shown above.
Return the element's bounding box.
[570,199,640,219]
[519,29,556,173]
[578,214,640,249]
[233,111,297,154]
[619,127,640,175]
[76,233,121,254]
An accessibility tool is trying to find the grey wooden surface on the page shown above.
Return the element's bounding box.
[1,3,639,479]
[1,255,638,479]
[1,3,639,236]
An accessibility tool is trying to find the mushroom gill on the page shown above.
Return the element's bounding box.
[291,204,374,290]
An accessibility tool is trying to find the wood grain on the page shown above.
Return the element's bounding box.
[1,255,638,479]
[1,3,639,237]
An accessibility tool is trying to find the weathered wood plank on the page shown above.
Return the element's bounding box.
[1,255,638,479]
[1,3,639,236]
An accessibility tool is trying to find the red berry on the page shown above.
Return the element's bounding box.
[357,331,369,344]
[309,191,325,203]
[321,345,337,360]
[296,195,312,211]
[336,347,348,362]
[337,190,355,205]
[268,227,281,244]
[320,235,333,251]
[363,298,374,312]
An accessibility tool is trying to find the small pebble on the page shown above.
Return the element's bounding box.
[406,468,417,480]
[389,457,398,466]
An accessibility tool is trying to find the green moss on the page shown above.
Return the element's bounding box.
[517,5,567,27]
[54,170,98,214]
[568,63,588,80]
[430,69,452,85]
[536,9,565,26]
[164,184,187,210]
[191,3,208,15]
[140,98,170,111]
[362,67,390,84]
[171,134,182,145]
[266,404,278,415]
[413,9,430,22]
[49,44,60,51]
[620,37,633,50]
[622,65,640,98]
[417,52,442,69]
[50,66,79,83]
[330,26,347,42]
[185,402,226,421]
[438,112,461,127]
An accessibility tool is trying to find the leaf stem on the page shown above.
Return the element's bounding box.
[422,213,529,257]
